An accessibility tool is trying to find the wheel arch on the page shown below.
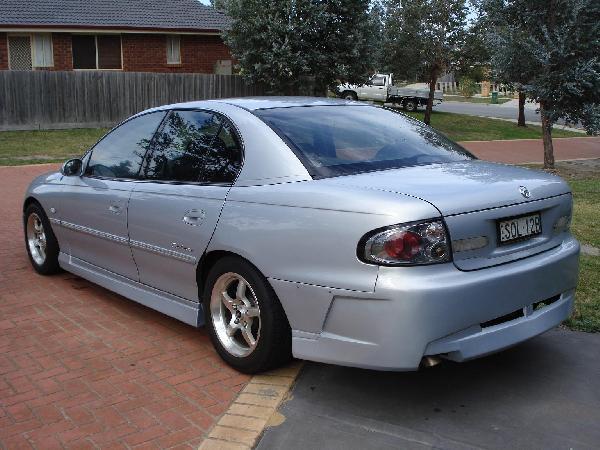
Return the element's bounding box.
[23,195,41,213]
[340,90,358,100]
[196,250,284,308]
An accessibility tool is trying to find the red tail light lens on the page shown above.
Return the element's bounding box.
[383,231,422,260]
[360,219,451,266]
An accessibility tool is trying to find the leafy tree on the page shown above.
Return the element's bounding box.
[209,0,229,9]
[384,0,468,124]
[222,0,377,95]
[454,18,490,83]
[459,77,479,97]
[485,0,600,169]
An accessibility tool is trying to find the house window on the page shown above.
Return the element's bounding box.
[32,34,53,67]
[8,36,32,70]
[166,36,181,64]
[72,35,122,70]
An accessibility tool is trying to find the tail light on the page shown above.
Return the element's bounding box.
[359,219,451,266]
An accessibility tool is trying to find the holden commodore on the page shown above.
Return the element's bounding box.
[23,97,580,373]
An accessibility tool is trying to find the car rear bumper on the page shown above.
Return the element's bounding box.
[423,290,574,362]
[286,236,579,371]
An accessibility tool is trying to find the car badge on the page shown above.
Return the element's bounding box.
[519,186,530,198]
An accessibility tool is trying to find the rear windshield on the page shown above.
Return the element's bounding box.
[255,105,474,178]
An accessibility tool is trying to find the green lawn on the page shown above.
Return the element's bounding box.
[0,128,109,166]
[568,176,600,332]
[404,111,583,141]
[444,94,512,105]
[525,162,600,333]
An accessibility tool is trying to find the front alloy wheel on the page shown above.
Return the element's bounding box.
[26,213,47,266]
[24,202,61,275]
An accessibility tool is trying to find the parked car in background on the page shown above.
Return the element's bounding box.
[24,97,579,373]
[336,73,443,111]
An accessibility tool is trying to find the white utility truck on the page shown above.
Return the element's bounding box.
[336,73,443,111]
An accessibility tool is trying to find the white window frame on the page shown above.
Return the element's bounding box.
[166,35,181,65]
[32,33,54,68]
[72,34,123,71]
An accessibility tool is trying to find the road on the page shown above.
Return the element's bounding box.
[434,101,583,130]
[257,329,600,450]
[436,101,541,122]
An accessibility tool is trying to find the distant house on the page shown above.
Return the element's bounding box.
[0,0,232,74]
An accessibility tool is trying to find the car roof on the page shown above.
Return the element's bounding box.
[151,96,369,113]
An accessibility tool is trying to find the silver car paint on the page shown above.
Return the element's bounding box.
[128,182,230,301]
[57,176,138,279]
[24,97,580,371]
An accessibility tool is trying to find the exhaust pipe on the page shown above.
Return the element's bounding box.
[421,356,442,368]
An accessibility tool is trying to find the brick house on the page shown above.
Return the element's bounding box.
[0,0,232,74]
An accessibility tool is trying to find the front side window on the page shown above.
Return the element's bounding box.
[72,35,122,70]
[143,110,242,184]
[85,111,166,179]
[256,105,474,178]
[371,76,385,86]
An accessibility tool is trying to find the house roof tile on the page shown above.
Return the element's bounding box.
[0,0,229,32]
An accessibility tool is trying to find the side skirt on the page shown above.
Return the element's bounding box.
[58,252,203,327]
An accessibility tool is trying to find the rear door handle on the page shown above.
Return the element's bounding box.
[183,209,206,226]
[108,204,122,214]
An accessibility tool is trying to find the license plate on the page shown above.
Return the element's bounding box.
[498,213,542,244]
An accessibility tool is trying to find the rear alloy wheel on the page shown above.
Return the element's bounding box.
[24,202,60,275]
[210,272,261,358]
[403,99,418,112]
[204,257,291,373]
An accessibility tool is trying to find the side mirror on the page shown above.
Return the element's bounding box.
[61,158,83,177]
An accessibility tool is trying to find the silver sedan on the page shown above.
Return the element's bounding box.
[23,97,580,373]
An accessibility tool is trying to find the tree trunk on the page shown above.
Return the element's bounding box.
[517,91,526,127]
[540,101,555,170]
[424,66,439,126]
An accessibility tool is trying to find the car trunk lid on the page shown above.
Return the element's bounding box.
[321,161,572,270]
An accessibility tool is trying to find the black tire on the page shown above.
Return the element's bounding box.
[403,99,418,112]
[23,202,61,275]
[341,91,358,101]
[203,256,292,373]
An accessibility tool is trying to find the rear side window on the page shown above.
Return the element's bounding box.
[142,110,242,184]
[255,105,474,178]
[85,111,166,179]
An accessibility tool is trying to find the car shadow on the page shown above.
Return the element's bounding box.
[278,330,600,449]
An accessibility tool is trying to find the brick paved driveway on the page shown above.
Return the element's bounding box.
[0,164,250,449]
[461,136,600,164]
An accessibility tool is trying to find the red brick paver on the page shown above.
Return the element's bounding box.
[0,164,250,448]
[461,136,600,164]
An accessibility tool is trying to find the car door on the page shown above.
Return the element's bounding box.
[369,75,388,101]
[127,109,242,301]
[58,111,166,280]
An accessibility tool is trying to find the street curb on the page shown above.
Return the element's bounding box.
[199,361,304,450]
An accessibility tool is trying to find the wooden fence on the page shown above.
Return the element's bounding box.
[0,71,266,130]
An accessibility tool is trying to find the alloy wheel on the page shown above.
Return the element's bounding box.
[26,213,47,266]
[210,272,261,358]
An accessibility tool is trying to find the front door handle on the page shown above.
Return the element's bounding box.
[183,209,206,226]
[108,204,122,214]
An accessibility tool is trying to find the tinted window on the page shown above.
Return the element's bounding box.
[143,110,242,183]
[86,111,165,179]
[256,106,474,178]
[72,35,96,70]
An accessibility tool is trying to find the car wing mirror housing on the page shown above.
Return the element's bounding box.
[61,158,83,177]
